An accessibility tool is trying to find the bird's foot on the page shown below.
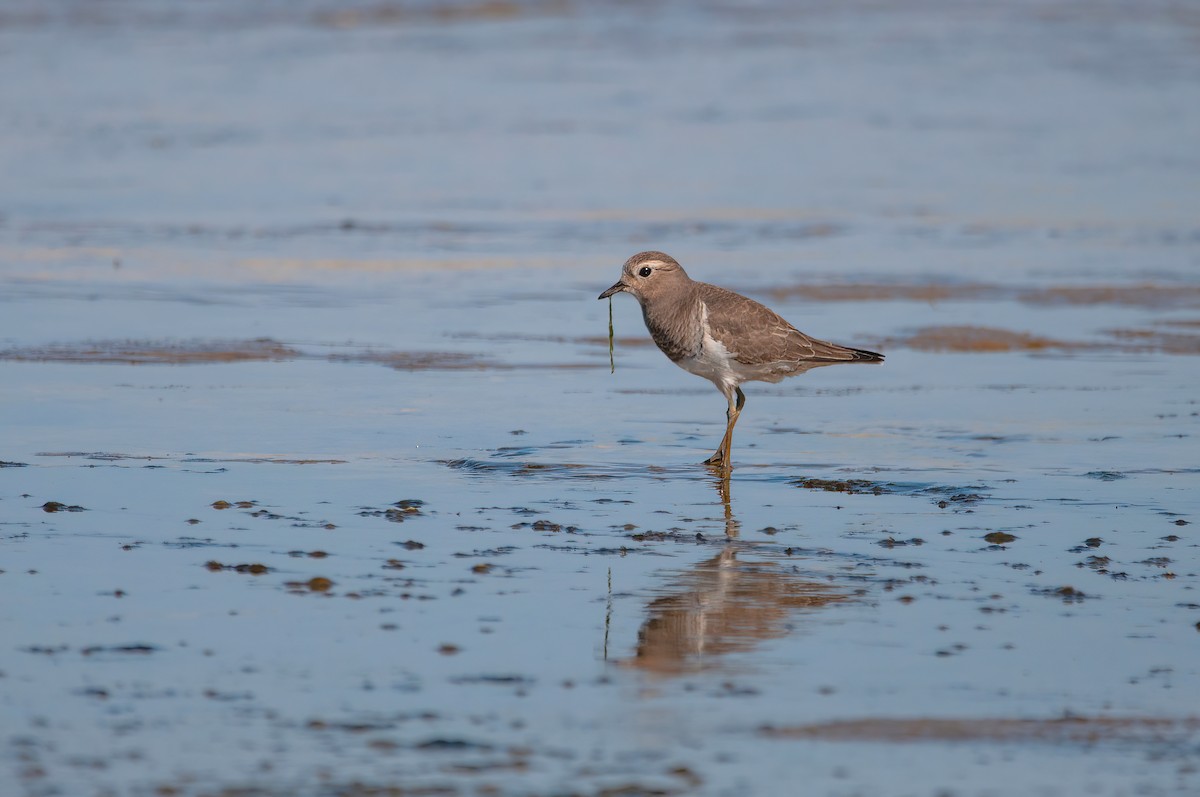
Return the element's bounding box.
[703,451,731,470]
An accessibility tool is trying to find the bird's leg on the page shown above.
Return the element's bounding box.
[722,386,745,464]
[704,398,736,467]
[704,387,745,468]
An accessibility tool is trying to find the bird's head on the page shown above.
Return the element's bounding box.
[598,251,690,305]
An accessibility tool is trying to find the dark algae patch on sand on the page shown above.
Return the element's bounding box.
[792,477,887,495]
[766,280,1200,309]
[760,716,1200,744]
[204,561,270,575]
[0,338,299,364]
[886,324,1200,355]
[285,577,334,593]
[886,326,1081,353]
[1033,585,1090,603]
[327,349,499,370]
[41,501,86,513]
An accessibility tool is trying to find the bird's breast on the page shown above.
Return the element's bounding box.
[642,298,704,363]
[665,302,742,392]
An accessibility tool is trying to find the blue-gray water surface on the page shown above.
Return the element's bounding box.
[2,2,1198,795]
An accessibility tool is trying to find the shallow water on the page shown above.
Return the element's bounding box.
[2,2,1199,796]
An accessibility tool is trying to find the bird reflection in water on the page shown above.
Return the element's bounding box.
[623,469,849,676]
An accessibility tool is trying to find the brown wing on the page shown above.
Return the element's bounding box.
[697,283,883,367]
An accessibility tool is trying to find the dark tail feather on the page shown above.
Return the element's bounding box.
[810,341,884,364]
[848,346,884,363]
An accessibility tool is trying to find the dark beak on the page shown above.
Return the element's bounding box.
[598,280,626,300]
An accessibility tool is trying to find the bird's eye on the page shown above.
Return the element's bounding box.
[638,266,652,277]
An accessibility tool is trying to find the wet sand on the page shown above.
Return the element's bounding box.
[2,1,1199,796]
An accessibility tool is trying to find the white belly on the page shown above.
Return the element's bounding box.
[676,303,740,395]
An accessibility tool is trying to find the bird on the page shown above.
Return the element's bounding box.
[598,251,883,468]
